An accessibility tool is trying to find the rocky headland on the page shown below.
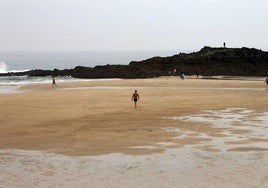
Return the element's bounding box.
[1,46,268,78]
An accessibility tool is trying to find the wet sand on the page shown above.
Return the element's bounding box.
[0,77,268,187]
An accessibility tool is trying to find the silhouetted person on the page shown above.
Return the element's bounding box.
[180,73,185,80]
[223,42,226,48]
[131,90,140,108]
[265,77,268,85]
[52,76,57,88]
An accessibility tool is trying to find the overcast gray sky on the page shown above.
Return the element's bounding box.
[0,0,267,51]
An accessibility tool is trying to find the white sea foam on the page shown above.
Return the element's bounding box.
[8,69,30,73]
[0,62,26,73]
[0,61,8,73]
[0,76,121,94]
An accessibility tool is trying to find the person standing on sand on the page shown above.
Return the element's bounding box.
[265,77,268,85]
[131,90,140,108]
[52,76,57,88]
[180,73,185,80]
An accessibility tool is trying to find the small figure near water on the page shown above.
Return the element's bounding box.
[180,73,185,80]
[52,76,57,88]
[131,90,140,108]
[265,77,268,85]
[223,42,226,48]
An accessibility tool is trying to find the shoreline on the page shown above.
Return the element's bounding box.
[0,75,266,94]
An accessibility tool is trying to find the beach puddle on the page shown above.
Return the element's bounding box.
[1,108,268,187]
[165,108,268,152]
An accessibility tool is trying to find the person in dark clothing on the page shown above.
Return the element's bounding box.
[131,90,140,108]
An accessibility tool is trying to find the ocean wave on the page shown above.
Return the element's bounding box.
[0,76,120,93]
[8,69,30,73]
[0,61,30,73]
[0,76,63,86]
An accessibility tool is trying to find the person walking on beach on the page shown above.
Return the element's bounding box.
[265,77,268,85]
[131,90,140,108]
[52,76,57,88]
[180,73,185,80]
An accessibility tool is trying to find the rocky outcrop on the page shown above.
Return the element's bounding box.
[1,47,268,78]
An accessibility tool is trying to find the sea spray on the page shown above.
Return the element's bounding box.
[0,61,8,73]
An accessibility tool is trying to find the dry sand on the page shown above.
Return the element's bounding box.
[0,77,268,187]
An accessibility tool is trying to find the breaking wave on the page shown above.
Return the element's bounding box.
[0,61,8,73]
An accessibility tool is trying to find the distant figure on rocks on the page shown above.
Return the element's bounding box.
[52,76,57,88]
[131,90,140,108]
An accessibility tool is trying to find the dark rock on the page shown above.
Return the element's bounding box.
[1,46,268,78]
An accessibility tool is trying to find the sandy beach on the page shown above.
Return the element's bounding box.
[0,77,268,187]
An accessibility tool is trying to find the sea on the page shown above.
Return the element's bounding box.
[0,50,177,93]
